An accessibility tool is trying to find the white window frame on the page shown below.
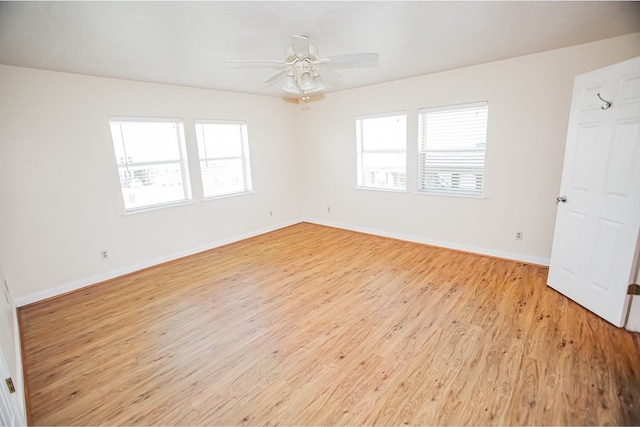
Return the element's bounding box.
[194,119,253,199]
[355,111,407,191]
[109,116,192,213]
[418,101,489,198]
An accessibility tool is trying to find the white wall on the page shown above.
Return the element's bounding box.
[0,66,302,304]
[1,34,639,306]
[300,33,640,265]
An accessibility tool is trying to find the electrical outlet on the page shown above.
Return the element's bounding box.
[270,211,273,217]
[328,206,331,213]
[100,250,109,260]
[515,231,523,240]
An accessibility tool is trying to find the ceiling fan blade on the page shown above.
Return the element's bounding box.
[320,52,379,66]
[264,69,289,84]
[317,64,343,86]
[291,35,310,58]
[225,59,286,66]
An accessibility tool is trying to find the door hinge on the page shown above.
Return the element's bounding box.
[628,284,640,295]
[5,378,15,393]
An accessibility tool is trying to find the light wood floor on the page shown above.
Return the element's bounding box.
[19,223,640,425]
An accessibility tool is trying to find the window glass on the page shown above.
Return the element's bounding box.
[195,120,252,199]
[109,118,191,212]
[356,112,407,191]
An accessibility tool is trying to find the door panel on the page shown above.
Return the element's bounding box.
[571,124,599,190]
[588,218,621,291]
[604,119,639,195]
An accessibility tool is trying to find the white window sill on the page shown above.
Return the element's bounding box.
[202,190,254,202]
[356,186,408,194]
[415,190,485,199]
[123,199,194,215]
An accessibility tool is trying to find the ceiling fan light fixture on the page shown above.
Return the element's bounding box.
[299,72,325,93]
[282,75,300,94]
[299,72,314,90]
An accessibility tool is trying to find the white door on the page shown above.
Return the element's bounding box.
[0,263,25,426]
[548,56,640,327]
[0,347,24,426]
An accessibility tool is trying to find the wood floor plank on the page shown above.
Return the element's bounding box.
[18,222,640,425]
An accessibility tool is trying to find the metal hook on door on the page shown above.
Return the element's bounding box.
[597,93,612,110]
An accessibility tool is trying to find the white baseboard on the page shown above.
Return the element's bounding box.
[16,218,550,307]
[304,218,550,267]
[15,219,302,307]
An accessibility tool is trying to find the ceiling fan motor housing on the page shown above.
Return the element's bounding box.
[285,43,319,62]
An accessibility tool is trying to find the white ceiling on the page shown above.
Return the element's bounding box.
[1,1,639,98]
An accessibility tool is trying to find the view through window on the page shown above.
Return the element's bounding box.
[356,112,407,191]
[195,120,252,198]
[109,118,191,211]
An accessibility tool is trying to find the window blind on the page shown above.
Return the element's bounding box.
[109,117,191,212]
[195,120,252,199]
[418,102,488,197]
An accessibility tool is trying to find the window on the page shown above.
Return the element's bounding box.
[418,102,488,197]
[109,117,191,212]
[195,120,252,198]
[356,112,407,190]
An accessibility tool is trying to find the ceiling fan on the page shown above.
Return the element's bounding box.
[225,35,379,100]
